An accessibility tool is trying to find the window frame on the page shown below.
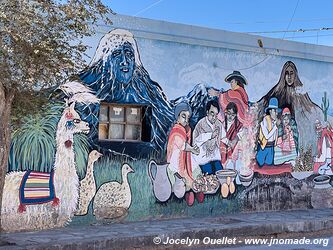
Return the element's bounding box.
[99,103,144,142]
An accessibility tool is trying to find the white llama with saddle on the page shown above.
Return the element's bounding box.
[1,102,90,232]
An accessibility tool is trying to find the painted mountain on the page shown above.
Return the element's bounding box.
[171,83,216,128]
[257,61,333,153]
[74,29,174,151]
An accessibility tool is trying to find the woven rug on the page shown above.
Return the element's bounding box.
[18,170,58,212]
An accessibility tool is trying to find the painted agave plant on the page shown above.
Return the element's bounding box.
[8,102,90,178]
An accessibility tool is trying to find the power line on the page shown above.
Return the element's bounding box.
[222,17,333,25]
[134,0,165,17]
[283,0,300,39]
[284,33,333,39]
[246,27,333,34]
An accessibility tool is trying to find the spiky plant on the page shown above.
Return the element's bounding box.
[8,102,90,174]
[294,145,313,172]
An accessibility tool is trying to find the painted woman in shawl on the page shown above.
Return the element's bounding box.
[167,102,200,206]
[208,71,249,125]
[220,102,243,165]
[78,29,173,150]
[274,108,299,166]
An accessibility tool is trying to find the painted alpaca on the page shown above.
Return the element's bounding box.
[1,102,90,232]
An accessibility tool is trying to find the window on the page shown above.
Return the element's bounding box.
[99,104,147,141]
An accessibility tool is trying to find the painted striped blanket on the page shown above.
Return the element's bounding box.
[18,170,59,213]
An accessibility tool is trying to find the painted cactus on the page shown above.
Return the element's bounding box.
[321,91,330,122]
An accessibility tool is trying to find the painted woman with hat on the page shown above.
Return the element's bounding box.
[208,70,249,125]
[274,107,299,166]
[256,97,281,167]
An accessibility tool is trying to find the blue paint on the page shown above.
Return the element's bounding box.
[110,42,135,85]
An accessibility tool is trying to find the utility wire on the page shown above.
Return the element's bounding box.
[283,0,300,39]
[285,33,333,39]
[134,0,165,16]
[247,27,333,34]
[222,17,333,25]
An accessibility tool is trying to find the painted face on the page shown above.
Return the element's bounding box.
[177,110,190,127]
[315,120,322,136]
[230,79,238,90]
[64,106,90,134]
[206,105,219,124]
[225,108,237,123]
[283,115,290,126]
[285,65,295,86]
[110,42,135,84]
[269,109,278,121]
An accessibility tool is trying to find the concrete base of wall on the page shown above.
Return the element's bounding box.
[3,208,333,249]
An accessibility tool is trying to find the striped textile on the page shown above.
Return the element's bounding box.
[274,131,297,165]
[219,87,249,125]
[19,170,56,205]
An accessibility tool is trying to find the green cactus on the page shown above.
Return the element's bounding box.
[321,91,329,122]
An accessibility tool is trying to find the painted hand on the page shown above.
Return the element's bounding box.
[211,128,219,139]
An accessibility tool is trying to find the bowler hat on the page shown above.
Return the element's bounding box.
[225,71,248,86]
[265,97,282,113]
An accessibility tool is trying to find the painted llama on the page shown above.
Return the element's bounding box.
[1,102,90,232]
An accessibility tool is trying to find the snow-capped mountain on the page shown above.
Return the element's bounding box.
[171,83,218,128]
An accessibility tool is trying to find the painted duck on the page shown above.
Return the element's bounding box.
[93,163,134,220]
[75,150,103,216]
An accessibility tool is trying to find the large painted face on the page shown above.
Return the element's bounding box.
[64,103,90,134]
[177,110,190,127]
[226,108,237,123]
[206,105,219,124]
[110,42,135,84]
[285,65,295,86]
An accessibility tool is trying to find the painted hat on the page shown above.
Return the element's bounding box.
[225,71,248,86]
[265,97,282,113]
[174,102,192,120]
[282,107,291,115]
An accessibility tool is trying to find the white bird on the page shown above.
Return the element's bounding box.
[59,80,100,104]
[93,163,135,220]
[75,150,103,216]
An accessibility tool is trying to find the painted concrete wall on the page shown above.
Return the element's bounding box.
[3,14,333,232]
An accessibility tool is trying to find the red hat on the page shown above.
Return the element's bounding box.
[282,107,291,115]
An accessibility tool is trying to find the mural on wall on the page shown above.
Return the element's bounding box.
[4,26,333,232]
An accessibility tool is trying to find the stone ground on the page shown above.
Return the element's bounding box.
[1,209,333,249]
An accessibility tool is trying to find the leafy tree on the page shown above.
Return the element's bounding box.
[0,0,112,230]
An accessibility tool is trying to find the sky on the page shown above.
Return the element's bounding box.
[105,0,333,47]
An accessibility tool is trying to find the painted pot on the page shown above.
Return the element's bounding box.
[313,175,331,189]
[173,172,186,199]
[239,170,254,187]
[148,160,172,202]
[216,169,238,185]
[311,175,333,208]
[291,171,313,180]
